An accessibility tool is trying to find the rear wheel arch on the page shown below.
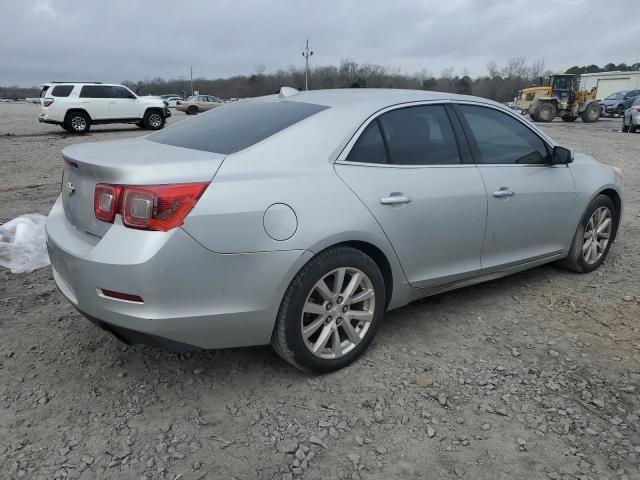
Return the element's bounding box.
[64,108,91,121]
[334,240,393,308]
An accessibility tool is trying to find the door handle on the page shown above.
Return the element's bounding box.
[493,189,515,198]
[380,194,412,205]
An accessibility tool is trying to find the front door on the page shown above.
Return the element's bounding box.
[454,103,577,270]
[335,104,487,287]
[107,86,140,119]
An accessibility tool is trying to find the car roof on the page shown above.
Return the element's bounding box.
[279,88,501,111]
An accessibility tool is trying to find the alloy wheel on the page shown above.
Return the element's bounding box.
[149,113,162,128]
[71,116,86,131]
[582,206,612,264]
[300,267,375,359]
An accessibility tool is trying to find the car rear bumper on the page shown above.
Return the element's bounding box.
[46,195,311,350]
[38,113,62,125]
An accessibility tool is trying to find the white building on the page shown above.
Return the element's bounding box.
[579,71,640,100]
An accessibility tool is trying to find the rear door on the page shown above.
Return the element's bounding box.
[79,85,109,119]
[107,86,140,119]
[335,103,487,287]
[454,103,577,270]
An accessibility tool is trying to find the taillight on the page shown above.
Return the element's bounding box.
[94,184,122,223]
[636,108,640,113]
[43,98,54,107]
[94,182,208,232]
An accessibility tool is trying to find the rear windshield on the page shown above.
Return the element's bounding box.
[149,99,329,154]
[51,85,74,97]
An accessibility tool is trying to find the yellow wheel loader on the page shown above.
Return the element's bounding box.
[515,74,601,123]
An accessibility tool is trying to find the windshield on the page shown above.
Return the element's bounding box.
[149,99,328,155]
[634,97,640,107]
[605,92,626,100]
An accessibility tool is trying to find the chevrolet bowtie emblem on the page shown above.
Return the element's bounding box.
[66,182,76,196]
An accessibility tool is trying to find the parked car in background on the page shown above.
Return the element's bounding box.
[176,95,223,114]
[163,96,183,108]
[622,96,640,133]
[598,90,640,117]
[46,88,623,372]
[38,82,171,133]
[160,94,181,100]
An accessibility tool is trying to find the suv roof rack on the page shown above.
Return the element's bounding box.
[50,81,103,84]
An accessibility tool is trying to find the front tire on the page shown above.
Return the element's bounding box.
[559,194,617,273]
[143,109,165,130]
[581,103,600,123]
[532,101,557,122]
[64,111,90,134]
[271,246,386,373]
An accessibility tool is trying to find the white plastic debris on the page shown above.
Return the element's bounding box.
[0,214,50,273]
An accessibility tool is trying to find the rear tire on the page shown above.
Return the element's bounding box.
[271,246,386,373]
[143,109,165,130]
[630,124,638,133]
[64,111,90,134]
[558,194,617,273]
[580,103,600,123]
[186,105,199,115]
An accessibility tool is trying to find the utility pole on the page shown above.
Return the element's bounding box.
[302,40,313,91]
[190,66,193,96]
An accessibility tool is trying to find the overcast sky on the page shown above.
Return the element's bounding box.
[2,0,638,87]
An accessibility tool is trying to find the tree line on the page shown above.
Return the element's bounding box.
[2,59,639,102]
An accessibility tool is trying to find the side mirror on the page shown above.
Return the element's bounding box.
[552,146,573,164]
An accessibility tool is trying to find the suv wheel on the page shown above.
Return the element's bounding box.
[143,109,165,130]
[64,111,90,134]
[186,105,199,115]
[559,194,617,273]
[271,246,385,373]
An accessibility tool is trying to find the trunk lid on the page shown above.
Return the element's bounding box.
[61,137,224,241]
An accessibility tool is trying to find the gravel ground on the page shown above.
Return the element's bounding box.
[1,102,639,480]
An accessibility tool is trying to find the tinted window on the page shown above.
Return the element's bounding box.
[347,121,388,164]
[458,105,549,165]
[150,100,329,154]
[108,86,135,99]
[378,105,460,165]
[80,85,109,98]
[51,85,73,97]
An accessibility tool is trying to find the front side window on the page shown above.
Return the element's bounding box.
[458,105,549,165]
[80,85,109,98]
[149,99,328,154]
[108,86,135,99]
[51,85,74,97]
[378,105,461,165]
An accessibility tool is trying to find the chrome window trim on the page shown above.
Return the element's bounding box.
[335,99,558,169]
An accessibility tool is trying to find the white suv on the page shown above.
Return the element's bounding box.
[38,82,171,133]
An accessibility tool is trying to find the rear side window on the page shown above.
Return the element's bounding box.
[79,86,109,98]
[458,105,549,165]
[51,85,74,97]
[347,121,388,164]
[150,100,329,154]
[378,105,461,165]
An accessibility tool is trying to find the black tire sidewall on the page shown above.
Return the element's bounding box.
[187,106,198,115]
[281,248,385,373]
[573,195,617,273]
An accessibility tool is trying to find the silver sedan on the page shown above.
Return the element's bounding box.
[46,88,623,372]
[623,96,640,133]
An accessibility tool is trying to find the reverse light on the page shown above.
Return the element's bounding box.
[94,182,208,232]
[94,184,122,223]
[43,98,54,107]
